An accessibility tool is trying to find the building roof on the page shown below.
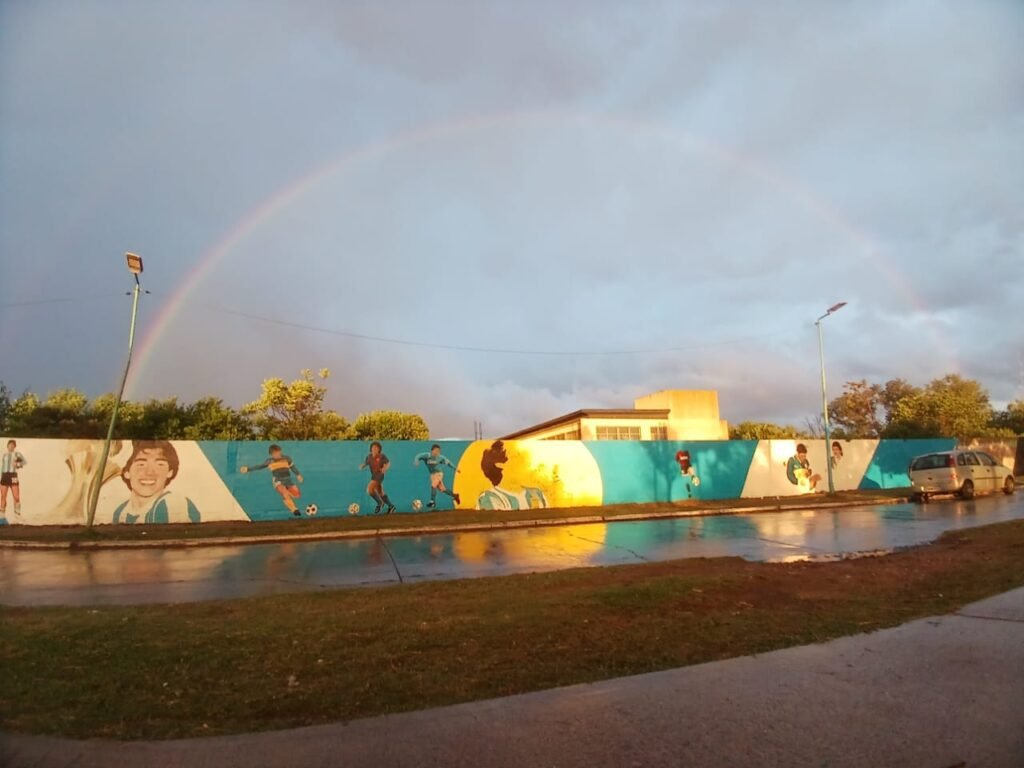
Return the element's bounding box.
[501,409,670,439]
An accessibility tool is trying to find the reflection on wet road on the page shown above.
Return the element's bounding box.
[2,495,1022,606]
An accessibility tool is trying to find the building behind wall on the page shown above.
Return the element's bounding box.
[502,389,730,441]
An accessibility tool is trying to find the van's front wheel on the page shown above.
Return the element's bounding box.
[959,480,975,500]
[1005,477,1016,496]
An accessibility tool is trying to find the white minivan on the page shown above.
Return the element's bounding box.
[908,450,1016,502]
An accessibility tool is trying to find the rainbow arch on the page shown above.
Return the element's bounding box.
[126,109,946,396]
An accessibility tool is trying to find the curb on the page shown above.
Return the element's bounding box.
[0,496,908,551]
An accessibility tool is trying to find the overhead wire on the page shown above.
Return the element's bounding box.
[178,296,784,357]
[1,290,786,357]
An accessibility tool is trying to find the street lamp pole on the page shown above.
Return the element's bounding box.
[86,253,145,528]
[816,301,847,495]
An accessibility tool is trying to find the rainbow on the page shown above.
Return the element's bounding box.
[126,109,946,397]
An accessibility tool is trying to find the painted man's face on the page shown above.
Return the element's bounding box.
[431,447,441,456]
[371,445,381,456]
[832,445,842,458]
[124,449,173,498]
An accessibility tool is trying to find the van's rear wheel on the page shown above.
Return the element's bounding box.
[959,480,975,500]
[1005,477,1016,496]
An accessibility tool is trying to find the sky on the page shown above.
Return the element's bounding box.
[1,0,1021,438]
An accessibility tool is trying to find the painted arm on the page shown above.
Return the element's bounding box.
[241,458,270,474]
[413,452,428,466]
[290,460,303,483]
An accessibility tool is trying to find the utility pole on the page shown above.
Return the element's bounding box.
[86,253,145,528]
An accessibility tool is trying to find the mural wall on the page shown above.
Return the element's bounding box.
[1,435,1013,526]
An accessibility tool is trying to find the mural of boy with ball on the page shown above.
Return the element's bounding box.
[240,444,305,518]
[360,441,396,515]
[413,444,461,509]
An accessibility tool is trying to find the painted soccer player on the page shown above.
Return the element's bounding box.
[675,449,701,499]
[112,440,201,524]
[240,444,304,517]
[786,443,821,492]
[0,440,27,520]
[477,440,547,511]
[360,441,396,515]
[413,444,462,509]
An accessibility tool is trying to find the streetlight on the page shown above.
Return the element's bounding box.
[86,253,145,528]
[816,301,847,495]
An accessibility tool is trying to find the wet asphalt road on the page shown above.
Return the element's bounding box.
[2,493,1021,606]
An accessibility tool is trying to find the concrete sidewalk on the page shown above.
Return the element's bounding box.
[4,588,1023,768]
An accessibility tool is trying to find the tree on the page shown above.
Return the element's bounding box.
[991,400,1024,436]
[879,378,918,424]
[89,393,146,438]
[131,397,189,439]
[313,411,354,440]
[729,421,804,440]
[243,368,348,440]
[828,379,883,437]
[353,410,429,441]
[44,388,89,417]
[884,374,995,440]
[828,378,921,438]
[182,397,255,440]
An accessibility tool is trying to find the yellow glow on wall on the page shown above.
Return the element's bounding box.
[454,440,603,510]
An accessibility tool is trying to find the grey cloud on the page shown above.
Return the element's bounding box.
[2,0,1022,438]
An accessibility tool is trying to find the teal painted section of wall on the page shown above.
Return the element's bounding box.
[198,441,470,521]
[858,438,956,490]
[586,440,759,503]
[6,437,1005,526]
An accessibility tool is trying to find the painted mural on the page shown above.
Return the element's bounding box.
[1,435,1009,526]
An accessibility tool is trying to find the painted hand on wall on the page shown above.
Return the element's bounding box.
[55,440,124,523]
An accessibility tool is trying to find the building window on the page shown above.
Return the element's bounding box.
[543,427,581,440]
[596,426,642,440]
[649,426,668,441]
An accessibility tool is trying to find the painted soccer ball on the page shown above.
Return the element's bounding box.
[305,503,319,516]
[14,460,23,470]
[411,499,423,511]
[348,503,360,515]
[692,477,701,487]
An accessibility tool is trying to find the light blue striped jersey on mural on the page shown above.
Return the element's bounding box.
[112,492,201,525]
[414,452,456,475]
[1,451,25,474]
[477,486,547,510]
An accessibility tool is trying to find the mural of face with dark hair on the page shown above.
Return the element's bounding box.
[480,440,508,486]
[122,442,179,500]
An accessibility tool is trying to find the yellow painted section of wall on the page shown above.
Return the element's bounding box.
[454,440,603,510]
